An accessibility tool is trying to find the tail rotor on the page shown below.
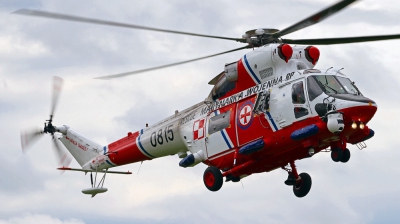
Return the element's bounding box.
[20,76,72,168]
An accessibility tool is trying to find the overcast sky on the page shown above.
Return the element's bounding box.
[1,0,400,223]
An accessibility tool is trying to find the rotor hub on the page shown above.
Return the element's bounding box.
[244,28,280,37]
[241,28,281,47]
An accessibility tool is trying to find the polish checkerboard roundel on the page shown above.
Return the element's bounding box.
[238,101,254,130]
[193,119,205,140]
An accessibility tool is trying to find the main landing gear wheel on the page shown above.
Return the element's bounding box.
[341,148,351,163]
[293,173,312,198]
[331,148,343,162]
[203,166,223,192]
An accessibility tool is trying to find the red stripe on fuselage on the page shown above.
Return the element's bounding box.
[235,59,260,94]
[216,59,260,100]
[107,131,151,166]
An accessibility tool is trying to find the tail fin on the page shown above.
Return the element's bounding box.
[59,127,103,167]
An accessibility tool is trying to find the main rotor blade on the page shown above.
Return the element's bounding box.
[95,46,249,79]
[53,137,72,169]
[20,128,43,153]
[272,0,358,38]
[14,9,242,42]
[50,76,63,118]
[282,34,400,45]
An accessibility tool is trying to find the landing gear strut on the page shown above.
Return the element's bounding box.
[283,161,312,198]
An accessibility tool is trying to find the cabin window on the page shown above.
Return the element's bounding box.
[292,81,306,104]
[307,76,323,101]
[294,107,309,119]
[212,76,236,100]
[208,110,231,135]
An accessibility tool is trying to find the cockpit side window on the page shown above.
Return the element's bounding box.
[307,76,323,101]
[293,107,309,118]
[292,81,306,104]
[292,81,309,119]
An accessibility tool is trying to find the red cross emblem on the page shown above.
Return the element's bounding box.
[237,101,254,130]
[193,119,205,140]
[239,105,252,126]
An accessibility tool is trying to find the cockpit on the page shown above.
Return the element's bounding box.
[308,74,361,96]
[305,72,371,104]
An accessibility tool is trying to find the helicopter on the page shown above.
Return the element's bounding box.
[18,0,400,198]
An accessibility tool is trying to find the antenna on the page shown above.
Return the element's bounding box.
[325,67,333,73]
[137,161,143,175]
[336,68,344,75]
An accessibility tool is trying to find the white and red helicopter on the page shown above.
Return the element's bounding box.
[18,0,400,198]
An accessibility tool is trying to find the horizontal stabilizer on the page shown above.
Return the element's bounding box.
[57,167,132,174]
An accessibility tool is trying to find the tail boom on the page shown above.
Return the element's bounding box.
[59,116,189,170]
[103,130,153,166]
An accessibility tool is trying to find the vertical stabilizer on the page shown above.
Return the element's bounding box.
[59,128,103,167]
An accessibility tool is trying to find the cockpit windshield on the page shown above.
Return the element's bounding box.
[311,75,361,96]
[336,76,360,95]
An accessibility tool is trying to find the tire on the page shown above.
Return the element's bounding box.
[203,166,223,192]
[341,148,351,163]
[293,173,312,198]
[331,148,343,162]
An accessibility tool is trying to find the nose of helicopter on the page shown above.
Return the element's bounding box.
[342,99,377,125]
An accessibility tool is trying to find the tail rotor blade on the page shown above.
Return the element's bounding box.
[22,76,71,173]
[20,128,43,153]
[53,137,72,169]
[50,76,64,118]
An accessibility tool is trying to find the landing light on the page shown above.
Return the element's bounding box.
[359,122,365,130]
[351,121,357,129]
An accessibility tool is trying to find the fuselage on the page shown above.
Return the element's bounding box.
[63,44,376,178]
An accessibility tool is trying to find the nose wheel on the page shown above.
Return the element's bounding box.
[331,148,343,162]
[341,148,351,162]
[331,148,351,163]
